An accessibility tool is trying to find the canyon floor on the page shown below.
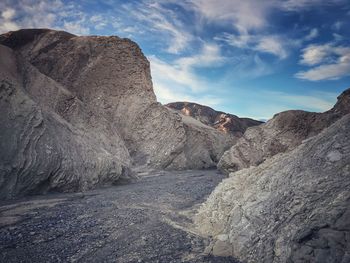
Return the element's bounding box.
[0,169,237,263]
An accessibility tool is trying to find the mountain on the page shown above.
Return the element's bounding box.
[218,88,350,174]
[196,113,350,262]
[166,102,262,137]
[0,29,234,199]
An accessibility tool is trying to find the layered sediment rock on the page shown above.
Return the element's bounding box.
[196,114,350,262]
[218,88,350,174]
[166,102,262,136]
[0,45,130,199]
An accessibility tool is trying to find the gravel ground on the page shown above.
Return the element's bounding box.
[0,169,238,263]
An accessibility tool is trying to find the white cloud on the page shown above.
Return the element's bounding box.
[90,15,107,30]
[0,8,19,33]
[185,0,273,31]
[0,0,90,35]
[304,28,319,41]
[280,0,345,11]
[149,43,225,105]
[63,21,90,35]
[176,44,225,68]
[215,32,288,59]
[255,36,288,59]
[149,43,224,93]
[2,8,16,20]
[299,44,332,66]
[296,43,350,81]
[127,2,192,54]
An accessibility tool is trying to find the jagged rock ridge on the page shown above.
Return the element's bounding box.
[196,113,350,262]
[218,88,350,174]
[166,102,262,136]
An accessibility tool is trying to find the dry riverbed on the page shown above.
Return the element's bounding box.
[0,169,238,263]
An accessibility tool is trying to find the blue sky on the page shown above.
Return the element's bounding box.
[1,0,349,120]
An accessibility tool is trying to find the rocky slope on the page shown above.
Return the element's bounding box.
[218,88,350,174]
[0,29,235,198]
[0,45,130,199]
[196,113,350,262]
[0,29,234,170]
[166,102,262,136]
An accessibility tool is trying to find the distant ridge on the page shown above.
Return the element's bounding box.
[166,102,262,136]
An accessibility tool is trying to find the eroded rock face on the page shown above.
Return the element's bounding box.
[0,45,130,199]
[166,102,262,136]
[196,114,350,263]
[218,89,350,174]
[0,28,234,199]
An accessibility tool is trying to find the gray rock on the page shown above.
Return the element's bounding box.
[218,89,350,174]
[195,114,350,263]
[0,29,234,170]
[0,29,237,198]
[0,45,130,199]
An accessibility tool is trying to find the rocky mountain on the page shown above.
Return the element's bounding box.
[218,88,350,174]
[0,29,234,198]
[166,102,262,137]
[196,113,350,262]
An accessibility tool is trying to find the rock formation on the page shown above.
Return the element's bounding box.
[218,88,350,174]
[0,29,235,170]
[0,45,130,199]
[196,113,350,262]
[0,29,236,198]
[166,102,262,136]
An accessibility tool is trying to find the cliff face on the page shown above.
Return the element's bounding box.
[196,113,350,262]
[0,45,130,199]
[218,88,350,174]
[0,29,236,198]
[166,102,262,136]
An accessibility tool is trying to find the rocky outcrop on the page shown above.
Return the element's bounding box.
[196,114,350,262]
[0,29,235,170]
[0,45,130,199]
[166,102,262,136]
[218,88,350,174]
[0,29,236,199]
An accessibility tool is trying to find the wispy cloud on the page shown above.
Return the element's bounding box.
[215,32,288,59]
[304,28,319,41]
[280,0,346,11]
[125,2,193,54]
[0,0,90,35]
[296,43,350,81]
[149,43,225,105]
[184,0,273,31]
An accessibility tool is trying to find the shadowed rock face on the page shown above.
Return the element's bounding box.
[0,45,130,199]
[166,102,262,136]
[218,88,350,174]
[0,29,235,198]
[196,114,350,262]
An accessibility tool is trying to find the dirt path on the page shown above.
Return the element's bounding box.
[0,169,238,263]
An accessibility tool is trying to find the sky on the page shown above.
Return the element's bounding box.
[1,0,349,120]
